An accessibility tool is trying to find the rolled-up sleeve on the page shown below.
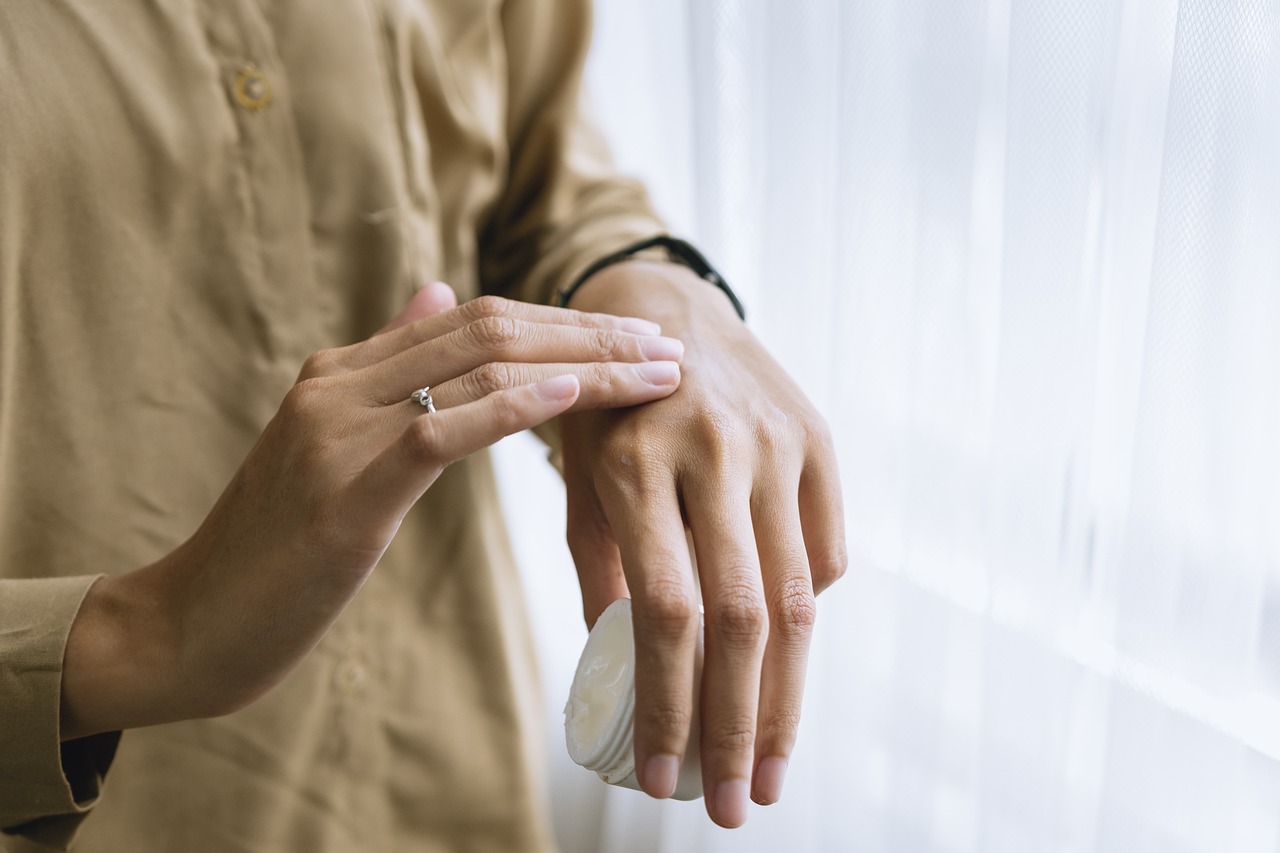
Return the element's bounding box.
[478,0,667,309]
[1,576,121,851]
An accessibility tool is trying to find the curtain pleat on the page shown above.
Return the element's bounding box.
[496,1,1280,850]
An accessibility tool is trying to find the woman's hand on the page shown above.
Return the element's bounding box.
[60,284,685,740]
[559,262,846,827]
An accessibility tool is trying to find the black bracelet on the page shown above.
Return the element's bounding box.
[556,235,746,320]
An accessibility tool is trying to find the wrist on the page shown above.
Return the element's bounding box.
[60,565,185,740]
[561,236,745,321]
[567,260,745,332]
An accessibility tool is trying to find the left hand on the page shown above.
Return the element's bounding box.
[560,261,847,828]
[59,285,687,740]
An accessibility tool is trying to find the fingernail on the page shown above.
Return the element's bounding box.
[418,280,456,306]
[639,336,684,362]
[635,361,681,386]
[533,375,578,401]
[752,757,788,805]
[617,317,662,335]
[643,754,680,799]
[711,780,750,828]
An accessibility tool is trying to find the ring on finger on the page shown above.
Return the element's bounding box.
[409,386,437,413]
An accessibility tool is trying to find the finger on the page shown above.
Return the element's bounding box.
[595,469,699,801]
[353,376,580,521]
[346,294,663,374]
[799,430,848,594]
[361,318,683,404]
[374,281,459,335]
[296,283,464,382]
[427,361,681,412]
[688,481,767,829]
[562,415,631,627]
[749,492,815,807]
[565,481,630,626]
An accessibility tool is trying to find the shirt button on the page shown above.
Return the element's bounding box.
[335,655,368,698]
[232,66,272,111]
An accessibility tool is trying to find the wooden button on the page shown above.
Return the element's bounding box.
[232,66,272,111]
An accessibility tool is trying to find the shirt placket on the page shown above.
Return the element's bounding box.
[195,0,321,369]
[194,0,382,801]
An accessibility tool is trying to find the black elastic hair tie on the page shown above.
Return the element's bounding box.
[557,235,746,320]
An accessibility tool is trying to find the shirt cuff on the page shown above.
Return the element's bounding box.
[1,576,122,849]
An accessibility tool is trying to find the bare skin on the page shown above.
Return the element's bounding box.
[62,261,849,832]
[59,284,687,741]
[562,261,847,828]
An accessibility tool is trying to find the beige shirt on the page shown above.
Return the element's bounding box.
[0,1,662,850]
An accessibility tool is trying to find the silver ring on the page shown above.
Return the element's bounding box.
[409,386,437,413]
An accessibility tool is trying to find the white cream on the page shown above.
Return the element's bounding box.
[565,604,633,761]
[564,598,704,800]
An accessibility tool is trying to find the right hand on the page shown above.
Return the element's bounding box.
[59,284,686,740]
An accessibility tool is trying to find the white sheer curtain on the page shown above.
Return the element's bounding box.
[494,0,1280,850]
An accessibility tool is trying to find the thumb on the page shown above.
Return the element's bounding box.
[377,281,459,335]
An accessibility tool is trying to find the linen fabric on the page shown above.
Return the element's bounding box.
[0,1,662,850]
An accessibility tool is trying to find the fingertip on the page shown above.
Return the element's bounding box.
[641,754,680,799]
[380,281,458,333]
[616,316,663,335]
[533,374,580,402]
[638,335,685,363]
[709,780,750,828]
[751,756,788,805]
[417,280,459,315]
[635,361,681,387]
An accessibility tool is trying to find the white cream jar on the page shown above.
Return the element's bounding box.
[564,598,704,800]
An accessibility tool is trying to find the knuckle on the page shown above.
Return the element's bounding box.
[636,583,699,639]
[469,315,522,353]
[298,348,342,380]
[770,576,817,638]
[754,415,798,456]
[708,585,768,645]
[403,415,444,465]
[274,380,350,472]
[470,361,516,396]
[281,377,333,421]
[590,327,619,361]
[693,411,743,467]
[804,411,837,455]
[640,701,693,739]
[464,294,512,320]
[583,362,620,396]
[758,708,804,744]
[708,717,757,755]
